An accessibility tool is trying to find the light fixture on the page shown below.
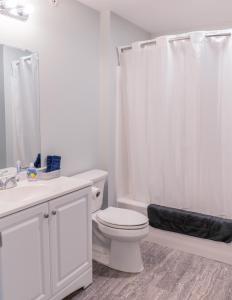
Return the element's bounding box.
[0,0,33,21]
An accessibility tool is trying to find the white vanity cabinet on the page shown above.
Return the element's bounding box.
[0,187,92,300]
[0,203,51,300]
[49,188,92,295]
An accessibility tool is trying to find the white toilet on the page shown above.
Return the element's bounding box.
[73,169,149,273]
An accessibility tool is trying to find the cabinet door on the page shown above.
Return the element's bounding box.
[0,203,51,300]
[49,188,92,294]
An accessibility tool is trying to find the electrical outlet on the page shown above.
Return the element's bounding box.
[49,0,59,7]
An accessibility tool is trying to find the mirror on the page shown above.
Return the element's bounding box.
[0,45,40,169]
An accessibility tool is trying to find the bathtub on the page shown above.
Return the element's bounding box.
[117,196,148,216]
[117,196,232,266]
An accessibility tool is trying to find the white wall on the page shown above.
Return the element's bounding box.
[0,0,100,175]
[0,46,6,168]
[99,12,151,206]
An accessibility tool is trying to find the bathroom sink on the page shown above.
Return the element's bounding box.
[0,176,92,220]
[0,183,51,202]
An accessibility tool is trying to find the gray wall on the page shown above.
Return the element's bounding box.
[0,1,149,208]
[0,0,100,175]
[0,45,6,168]
[111,13,151,48]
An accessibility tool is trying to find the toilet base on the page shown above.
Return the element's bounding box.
[92,212,149,273]
[110,240,144,273]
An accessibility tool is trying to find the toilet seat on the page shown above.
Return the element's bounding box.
[96,207,148,230]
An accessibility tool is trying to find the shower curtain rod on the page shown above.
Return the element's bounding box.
[14,55,35,65]
[117,32,231,65]
[169,32,231,42]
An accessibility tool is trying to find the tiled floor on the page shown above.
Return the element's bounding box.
[65,240,232,300]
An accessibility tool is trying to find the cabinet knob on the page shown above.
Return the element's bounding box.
[44,213,49,219]
[52,210,57,216]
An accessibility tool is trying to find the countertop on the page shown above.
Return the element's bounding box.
[0,176,92,219]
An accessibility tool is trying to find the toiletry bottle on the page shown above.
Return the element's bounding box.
[16,160,21,181]
[27,163,38,181]
[16,160,21,174]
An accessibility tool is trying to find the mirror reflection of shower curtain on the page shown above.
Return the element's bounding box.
[116,31,232,219]
[10,54,40,168]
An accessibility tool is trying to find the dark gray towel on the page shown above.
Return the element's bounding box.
[148,204,232,243]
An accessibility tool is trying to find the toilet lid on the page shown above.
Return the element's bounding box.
[96,207,148,229]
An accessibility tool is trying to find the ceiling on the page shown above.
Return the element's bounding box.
[78,0,232,35]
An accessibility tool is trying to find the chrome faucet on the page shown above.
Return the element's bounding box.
[0,176,17,190]
[0,168,18,190]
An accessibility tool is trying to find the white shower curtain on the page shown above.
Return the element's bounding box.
[117,30,232,218]
[10,53,40,167]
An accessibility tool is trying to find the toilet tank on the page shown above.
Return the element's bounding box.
[72,169,108,213]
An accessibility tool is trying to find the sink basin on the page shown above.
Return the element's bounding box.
[0,183,51,202]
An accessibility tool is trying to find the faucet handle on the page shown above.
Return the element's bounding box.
[0,168,18,190]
